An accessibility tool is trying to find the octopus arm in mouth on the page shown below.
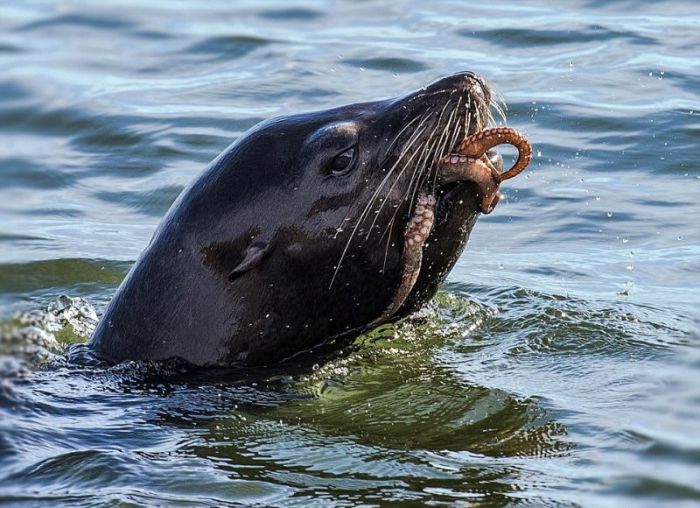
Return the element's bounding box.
[370,193,435,327]
[373,127,532,327]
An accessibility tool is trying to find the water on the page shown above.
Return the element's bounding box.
[1,0,699,505]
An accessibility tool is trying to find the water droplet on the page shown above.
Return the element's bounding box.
[607,211,613,218]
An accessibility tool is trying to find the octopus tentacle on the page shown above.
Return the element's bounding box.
[370,193,435,327]
[457,127,532,182]
[373,128,531,325]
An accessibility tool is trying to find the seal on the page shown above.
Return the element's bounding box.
[89,71,531,367]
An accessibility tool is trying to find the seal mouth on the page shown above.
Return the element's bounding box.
[367,72,532,327]
[385,73,533,242]
[393,73,531,216]
[370,72,507,231]
[371,73,523,239]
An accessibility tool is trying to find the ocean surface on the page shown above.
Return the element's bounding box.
[1,1,699,506]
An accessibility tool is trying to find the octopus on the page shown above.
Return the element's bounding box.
[373,127,532,327]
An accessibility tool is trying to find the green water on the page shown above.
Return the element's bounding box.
[1,1,699,506]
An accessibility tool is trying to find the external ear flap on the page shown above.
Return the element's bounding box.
[228,242,268,281]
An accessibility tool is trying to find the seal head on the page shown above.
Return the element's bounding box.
[90,71,505,367]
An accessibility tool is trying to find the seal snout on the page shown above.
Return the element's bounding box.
[423,71,491,102]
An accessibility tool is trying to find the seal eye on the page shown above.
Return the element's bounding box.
[329,146,356,175]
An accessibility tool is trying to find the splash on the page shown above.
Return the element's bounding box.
[0,295,98,368]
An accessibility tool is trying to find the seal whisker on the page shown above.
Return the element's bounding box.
[474,97,483,129]
[381,114,423,166]
[385,111,442,245]
[357,113,433,232]
[380,98,443,238]
[364,97,455,240]
[489,86,507,125]
[340,113,431,240]
[381,219,394,274]
[491,99,507,126]
[464,96,472,139]
[408,97,462,218]
[379,132,435,247]
[405,129,437,212]
[381,96,450,247]
[381,137,431,243]
[364,130,433,241]
[464,97,471,136]
[329,114,432,288]
[390,112,433,171]
[435,107,462,193]
[332,114,423,241]
[447,96,465,152]
[428,103,459,195]
[447,96,464,153]
[443,105,460,154]
[406,97,458,211]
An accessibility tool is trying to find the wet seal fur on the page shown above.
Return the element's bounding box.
[90,72,512,367]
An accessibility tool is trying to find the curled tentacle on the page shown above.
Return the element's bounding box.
[457,127,532,182]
